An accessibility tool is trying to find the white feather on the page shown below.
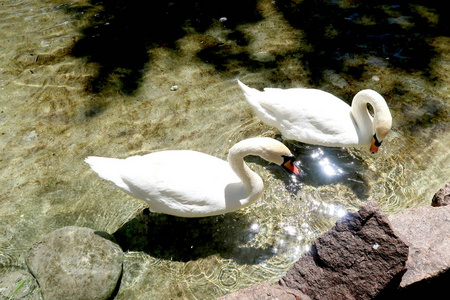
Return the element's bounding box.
[85,137,297,217]
[237,80,392,150]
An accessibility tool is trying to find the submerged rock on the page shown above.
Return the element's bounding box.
[26,226,123,300]
[0,269,42,300]
[431,182,450,206]
[279,200,409,300]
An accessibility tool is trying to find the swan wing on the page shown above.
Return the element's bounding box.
[242,84,360,146]
[119,151,243,217]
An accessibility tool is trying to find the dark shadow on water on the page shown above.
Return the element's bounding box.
[113,208,276,264]
[62,0,261,95]
[395,84,450,135]
[61,0,447,94]
[275,0,449,85]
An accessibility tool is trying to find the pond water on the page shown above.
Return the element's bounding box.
[1,0,449,299]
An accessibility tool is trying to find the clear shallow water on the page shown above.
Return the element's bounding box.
[0,0,449,299]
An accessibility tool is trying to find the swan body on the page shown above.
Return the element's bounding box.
[237,80,392,153]
[85,137,298,218]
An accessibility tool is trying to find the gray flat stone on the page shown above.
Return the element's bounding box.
[26,226,123,300]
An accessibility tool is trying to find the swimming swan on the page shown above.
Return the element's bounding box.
[237,80,392,153]
[85,137,299,217]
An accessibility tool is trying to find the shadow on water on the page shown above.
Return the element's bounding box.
[394,84,450,135]
[275,0,449,85]
[62,0,448,94]
[113,208,276,264]
[63,0,261,95]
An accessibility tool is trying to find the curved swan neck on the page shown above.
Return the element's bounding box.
[352,90,388,115]
[351,92,373,126]
[350,90,390,137]
[227,140,265,198]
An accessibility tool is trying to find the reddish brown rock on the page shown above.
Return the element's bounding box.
[279,200,409,300]
[220,183,450,300]
[389,205,450,290]
[431,182,450,206]
[218,282,310,300]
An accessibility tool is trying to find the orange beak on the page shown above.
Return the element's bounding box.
[283,160,300,175]
[370,136,379,154]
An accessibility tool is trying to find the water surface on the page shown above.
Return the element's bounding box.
[1,0,449,299]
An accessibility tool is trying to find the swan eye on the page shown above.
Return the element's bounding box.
[281,155,299,175]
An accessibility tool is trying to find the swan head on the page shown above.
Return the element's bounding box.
[230,137,299,174]
[254,138,299,175]
[355,89,392,154]
[371,107,392,154]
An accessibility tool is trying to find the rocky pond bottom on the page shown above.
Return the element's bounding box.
[0,183,448,300]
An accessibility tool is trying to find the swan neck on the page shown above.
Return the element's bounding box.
[352,90,391,139]
[227,143,264,199]
[350,91,378,138]
[351,90,389,123]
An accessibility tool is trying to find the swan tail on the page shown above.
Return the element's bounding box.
[85,156,130,192]
[237,80,278,125]
[237,80,260,99]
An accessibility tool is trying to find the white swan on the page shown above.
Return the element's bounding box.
[85,137,299,218]
[237,80,392,153]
